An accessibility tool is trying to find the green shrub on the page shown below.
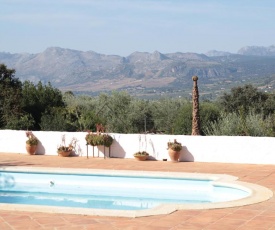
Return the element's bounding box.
[204,111,273,136]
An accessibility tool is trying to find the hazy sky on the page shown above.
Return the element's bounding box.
[1,0,275,56]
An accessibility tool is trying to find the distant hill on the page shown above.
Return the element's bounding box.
[0,45,275,99]
[205,50,233,57]
[238,45,275,56]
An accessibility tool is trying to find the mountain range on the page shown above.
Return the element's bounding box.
[0,45,275,99]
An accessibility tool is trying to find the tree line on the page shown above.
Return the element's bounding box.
[1,64,275,136]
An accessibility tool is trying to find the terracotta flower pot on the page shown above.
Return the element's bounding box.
[134,155,148,161]
[58,151,71,157]
[26,144,37,155]
[168,148,181,162]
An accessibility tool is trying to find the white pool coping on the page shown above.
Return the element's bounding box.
[0,166,273,218]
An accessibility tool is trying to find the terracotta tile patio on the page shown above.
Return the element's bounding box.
[0,153,275,230]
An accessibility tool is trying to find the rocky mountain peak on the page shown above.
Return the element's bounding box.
[238,45,275,56]
[126,51,169,63]
[0,46,275,99]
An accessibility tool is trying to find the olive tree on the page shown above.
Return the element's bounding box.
[0,64,23,129]
[22,81,65,130]
[219,84,268,115]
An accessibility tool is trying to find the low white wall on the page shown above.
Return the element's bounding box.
[0,130,274,164]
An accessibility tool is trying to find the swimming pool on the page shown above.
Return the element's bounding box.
[0,167,273,217]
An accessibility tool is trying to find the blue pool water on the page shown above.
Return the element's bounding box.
[0,170,250,211]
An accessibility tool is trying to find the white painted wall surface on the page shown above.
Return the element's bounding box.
[0,130,274,164]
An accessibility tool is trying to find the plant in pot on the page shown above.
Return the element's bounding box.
[85,133,113,147]
[85,132,103,146]
[85,130,114,158]
[133,134,150,161]
[25,131,39,155]
[102,133,113,147]
[133,151,149,161]
[167,139,182,162]
[57,135,77,157]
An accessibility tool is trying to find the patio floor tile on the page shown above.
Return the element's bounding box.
[0,152,275,229]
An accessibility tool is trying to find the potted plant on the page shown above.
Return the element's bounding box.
[167,139,182,162]
[85,125,114,158]
[85,132,113,147]
[57,135,77,157]
[25,131,39,155]
[85,132,103,146]
[133,151,149,161]
[102,133,113,147]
